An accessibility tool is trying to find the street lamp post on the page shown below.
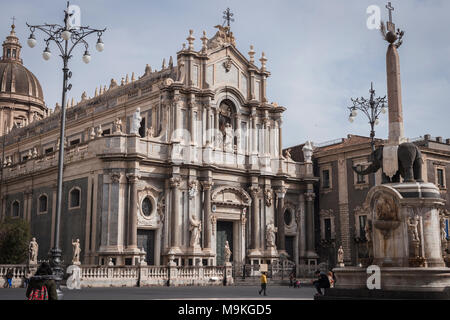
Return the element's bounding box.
[348,82,387,184]
[26,2,105,284]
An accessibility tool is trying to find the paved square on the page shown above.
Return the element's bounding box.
[0,285,315,300]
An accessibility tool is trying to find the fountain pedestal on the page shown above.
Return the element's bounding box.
[322,183,450,299]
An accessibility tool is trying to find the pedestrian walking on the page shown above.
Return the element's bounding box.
[26,262,58,300]
[289,272,295,287]
[312,270,330,296]
[5,269,13,288]
[258,272,268,296]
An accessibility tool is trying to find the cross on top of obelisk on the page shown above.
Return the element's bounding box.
[11,16,16,26]
[386,2,396,32]
[223,8,234,28]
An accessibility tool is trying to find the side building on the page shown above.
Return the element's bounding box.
[0,25,320,271]
[287,134,450,267]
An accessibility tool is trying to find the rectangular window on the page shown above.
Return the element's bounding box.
[70,139,80,146]
[359,215,367,239]
[324,218,332,241]
[437,169,445,188]
[355,164,366,184]
[102,129,111,136]
[322,170,330,189]
[45,147,54,154]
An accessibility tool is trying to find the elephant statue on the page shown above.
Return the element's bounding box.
[352,142,423,183]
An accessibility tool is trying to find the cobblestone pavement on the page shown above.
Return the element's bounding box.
[0,285,315,300]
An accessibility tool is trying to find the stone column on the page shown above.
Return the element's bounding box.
[249,186,261,251]
[386,43,405,145]
[202,180,213,250]
[127,173,140,249]
[278,120,283,159]
[263,118,270,155]
[276,187,286,252]
[214,109,219,149]
[205,105,211,146]
[170,176,181,249]
[305,190,318,258]
[251,112,257,154]
[234,114,240,153]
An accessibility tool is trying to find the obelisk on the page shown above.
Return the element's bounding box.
[383,2,406,146]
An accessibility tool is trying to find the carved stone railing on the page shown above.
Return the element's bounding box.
[0,264,228,288]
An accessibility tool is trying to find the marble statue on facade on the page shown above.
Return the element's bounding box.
[28,237,38,265]
[224,122,233,152]
[108,258,114,266]
[130,107,142,135]
[72,239,81,265]
[146,127,154,138]
[224,241,231,263]
[284,148,292,161]
[302,141,314,163]
[337,246,345,267]
[266,222,277,248]
[189,215,202,248]
[113,118,122,134]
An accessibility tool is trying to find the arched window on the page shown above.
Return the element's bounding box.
[12,201,20,217]
[38,195,48,213]
[69,188,81,209]
[284,209,292,226]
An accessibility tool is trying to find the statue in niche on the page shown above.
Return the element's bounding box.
[408,216,420,242]
[224,241,231,263]
[440,216,447,242]
[266,222,277,248]
[28,237,38,265]
[189,215,202,247]
[130,107,142,135]
[224,123,234,152]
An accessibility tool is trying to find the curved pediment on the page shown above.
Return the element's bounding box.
[211,186,251,206]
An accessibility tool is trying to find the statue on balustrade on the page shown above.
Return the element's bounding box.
[72,239,81,265]
[28,237,38,265]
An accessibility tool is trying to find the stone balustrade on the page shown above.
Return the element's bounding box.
[0,264,229,288]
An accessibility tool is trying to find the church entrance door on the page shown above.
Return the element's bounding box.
[216,221,233,265]
[285,236,295,261]
[137,229,155,265]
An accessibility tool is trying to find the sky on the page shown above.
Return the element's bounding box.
[1,0,449,148]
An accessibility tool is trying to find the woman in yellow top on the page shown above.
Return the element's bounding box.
[258,272,267,296]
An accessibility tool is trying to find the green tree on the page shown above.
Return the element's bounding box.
[0,217,31,264]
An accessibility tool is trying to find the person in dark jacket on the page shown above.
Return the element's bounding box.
[26,262,58,300]
[312,270,330,296]
[5,269,13,288]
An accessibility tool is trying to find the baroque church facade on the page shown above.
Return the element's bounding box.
[0,24,320,269]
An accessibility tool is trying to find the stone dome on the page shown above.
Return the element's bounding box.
[0,61,44,101]
[0,24,47,136]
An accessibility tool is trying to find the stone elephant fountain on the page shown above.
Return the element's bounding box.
[352,142,423,183]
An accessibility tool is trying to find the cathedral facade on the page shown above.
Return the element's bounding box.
[0,25,319,269]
